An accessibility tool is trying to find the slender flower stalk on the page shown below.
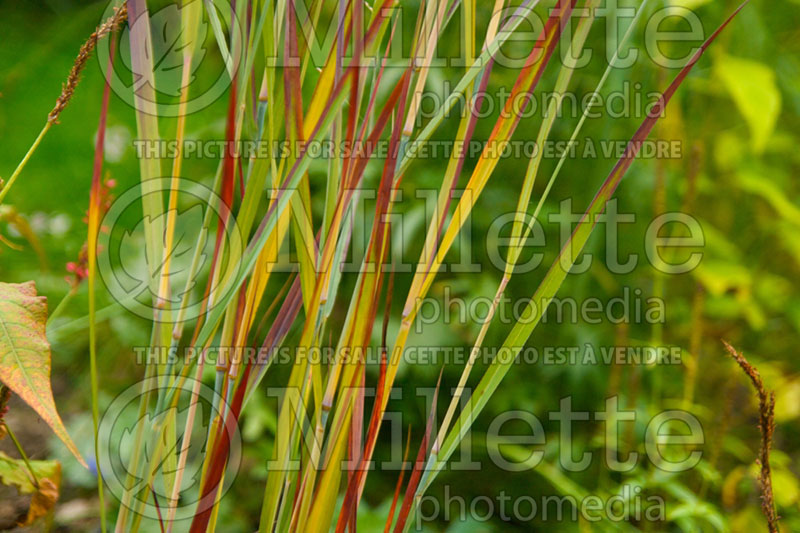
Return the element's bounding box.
[86,23,119,533]
[0,4,128,207]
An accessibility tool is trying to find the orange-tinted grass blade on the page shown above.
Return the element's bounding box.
[192,64,353,358]
[403,0,575,315]
[347,364,365,532]
[249,273,295,345]
[424,56,496,272]
[184,79,238,348]
[86,26,116,532]
[221,80,237,211]
[345,70,410,190]
[335,265,396,531]
[284,2,304,144]
[392,369,442,533]
[384,430,413,533]
[189,363,251,533]
[321,67,414,460]
[346,13,401,188]
[303,0,395,137]
[246,276,304,398]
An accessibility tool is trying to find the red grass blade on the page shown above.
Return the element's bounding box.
[384,430,412,533]
[392,369,442,533]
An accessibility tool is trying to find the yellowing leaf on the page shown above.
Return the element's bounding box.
[713,131,746,171]
[772,469,800,508]
[667,0,712,9]
[715,55,781,153]
[0,281,85,466]
[694,260,752,296]
[775,379,800,422]
[0,451,61,526]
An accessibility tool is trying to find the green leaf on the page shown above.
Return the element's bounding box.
[715,55,781,153]
[0,281,86,466]
[693,259,751,296]
[0,450,62,526]
[667,0,712,9]
[738,170,800,226]
[772,469,800,507]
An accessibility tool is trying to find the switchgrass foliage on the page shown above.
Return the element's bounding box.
[2,0,756,531]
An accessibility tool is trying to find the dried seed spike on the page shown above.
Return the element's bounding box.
[722,340,780,533]
[48,3,129,124]
[0,385,10,439]
[0,384,10,420]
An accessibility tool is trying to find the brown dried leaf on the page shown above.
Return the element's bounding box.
[22,477,60,526]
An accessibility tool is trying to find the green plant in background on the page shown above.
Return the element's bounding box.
[1,0,797,532]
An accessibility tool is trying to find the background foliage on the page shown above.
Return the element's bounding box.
[1,0,799,531]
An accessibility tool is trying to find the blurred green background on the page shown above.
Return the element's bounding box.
[1,0,799,531]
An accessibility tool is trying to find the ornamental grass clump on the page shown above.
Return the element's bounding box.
[0,0,751,531]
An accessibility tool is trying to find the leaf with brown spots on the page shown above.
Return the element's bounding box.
[0,281,85,466]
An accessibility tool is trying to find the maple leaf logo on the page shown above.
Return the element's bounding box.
[116,204,206,304]
[120,3,209,97]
